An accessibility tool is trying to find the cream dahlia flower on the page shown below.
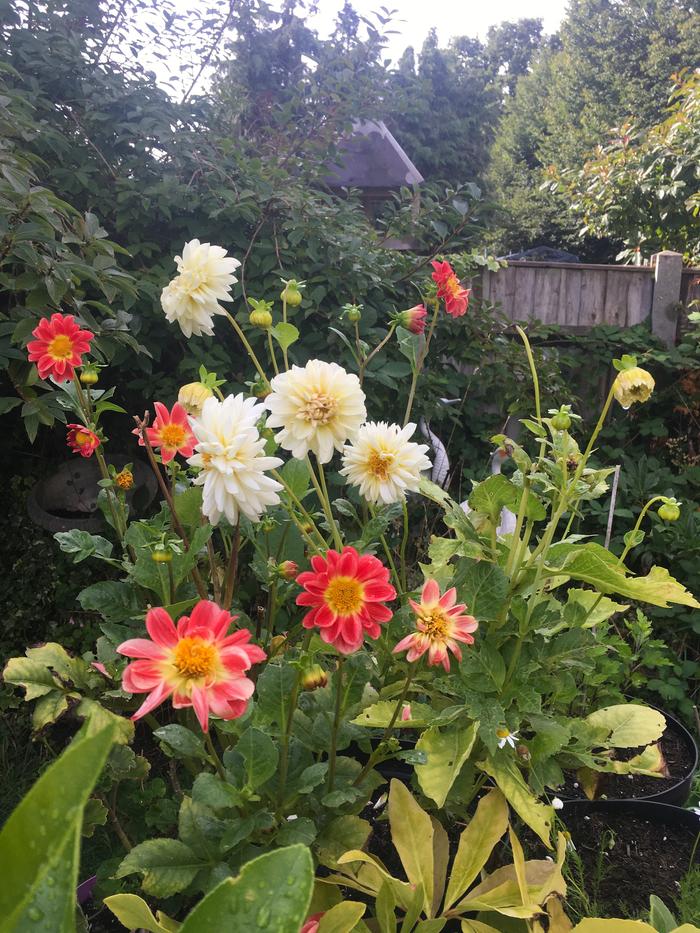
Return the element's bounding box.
[161,239,240,338]
[264,360,366,463]
[188,394,283,525]
[341,421,431,504]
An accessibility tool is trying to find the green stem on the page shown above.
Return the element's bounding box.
[272,469,327,547]
[617,496,665,566]
[360,323,396,384]
[354,667,415,786]
[266,329,280,376]
[277,633,310,813]
[281,295,290,370]
[225,310,269,385]
[205,731,226,780]
[505,477,531,579]
[327,656,346,792]
[399,499,409,592]
[309,456,342,550]
[403,298,439,426]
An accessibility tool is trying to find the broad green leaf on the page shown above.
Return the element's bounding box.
[544,543,700,609]
[178,845,313,932]
[317,901,367,933]
[172,486,204,531]
[0,725,115,933]
[53,529,114,563]
[468,474,546,522]
[477,757,553,847]
[191,773,243,810]
[376,881,397,933]
[649,894,678,933]
[352,700,435,728]
[77,698,134,744]
[444,789,509,910]
[415,722,477,807]
[116,839,205,897]
[388,779,434,917]
[3,656,63,700]
[256,661,298,726]
[235,727,279,787]
[78,580,141,622]
[154,724,209,761]
[316,815,371,869]
[272,322,300,351]
[103,894,178,932]
[452,559,509,621]
[585,704,665,748]
[564,589,629,627]
[280,457,310,499]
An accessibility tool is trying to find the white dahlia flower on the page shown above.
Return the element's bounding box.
[264,360,366,463]
[188,394,283,525]
[161,239,240,338]
[340,422,431,504]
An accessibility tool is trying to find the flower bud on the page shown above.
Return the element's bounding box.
[178,381,213,416]
[613,366,655,409]
[115,467,134,491]
[301,663,328,691]
[249,307,273,329]
[343,303,362,323]
[516,744,531,762]
[260,515,277,533]
[280,279,304,307]
[550,407,572,431]
[251,376,271,400]
[658,499,681,522]
[278,560,299,581]
[151,549,173,563]
[79,365,99,385]
[396,304,428,335]
[269,634,288,656]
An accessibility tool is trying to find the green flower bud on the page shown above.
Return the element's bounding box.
[280,279,304,306]
[658,500,681,522]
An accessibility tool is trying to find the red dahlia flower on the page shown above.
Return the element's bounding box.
[431,260,471,317]
[27,313,94,382]
[296,545,396,654]
[133,401,195,463]
[397,304,428,335]
[117,600,266,732]
[393,579,478,671]
[66,423,100,458]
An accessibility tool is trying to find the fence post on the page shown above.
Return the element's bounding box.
[650,251,683,346]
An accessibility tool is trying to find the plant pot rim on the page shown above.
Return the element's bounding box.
[559,797,700,828]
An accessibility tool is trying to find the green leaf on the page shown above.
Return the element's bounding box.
[0,725,116,932]
[316,815,371,869]
[280,457,310,499]
[104,894,176,933]
[234,727,279,788]
[388,779,434,917]
[564,589,629,627]
[272,322,300,351]
[191,773,243,810]
[585,704,665,748]
[78,580,141,622]
[648,895,677,933]
[351,700,435,728]
[154,724,209,761]
[415,722,478,807]
[53,529,114,563]
[520,418,547,438]
[276,816,317,846]
[468,474,545,522]
[623,529,645,549]
[317,901,367,933]
[477,756,553,847]
[116,839,205,897]
[178,845,313,932]
[256,661,299,726]
[453,560,509,621]
[444,789,509,911]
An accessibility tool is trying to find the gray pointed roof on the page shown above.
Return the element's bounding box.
[324,120,423,189]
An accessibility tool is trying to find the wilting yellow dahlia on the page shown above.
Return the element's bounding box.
[178,381,214,416]
[264,360,366,463]
[612,366,655,409]
[340,421,431,504]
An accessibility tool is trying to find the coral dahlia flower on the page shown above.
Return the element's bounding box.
[340,421,431,505]
[161,239,240,338]
[264,360,366,463]
[393,579,478,671]
[117,600,266,732]
[66,423,100,458]
[431,260,471,317]
[27,313,94,382]
[134,401,196,463]
[296,546,396,654]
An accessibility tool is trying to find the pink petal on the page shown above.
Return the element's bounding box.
[421,579,440,605]
[146,607,178,647]
[131,681,172,720]
[190,687,210,732]
[117,638,167,660]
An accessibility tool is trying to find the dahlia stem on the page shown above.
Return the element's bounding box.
[327,656,346,792]
[277,632,310,814]
[354,667,415,787]
[400,499,409,592]
[224,311,269,385]
[222,518,240,610]
[272,469,326,548]
[306,456,342,550]
[403,298,439,427]
[281,295,290,370]
[205,731,226,780]
[359,323,396,385]
[266,330,280,376]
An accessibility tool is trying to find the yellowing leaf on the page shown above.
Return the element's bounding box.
[571,922,654,932]
[317,901,366,933]
[103,894,177,932]
[477,757,553,847]
[351,700,434,728]
[415,722,477,807]
[444,789,509,910]
[585,704,665,748]
[388,779,434,917]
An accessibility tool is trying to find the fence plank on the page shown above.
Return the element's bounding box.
[514,266,536,320]
[578,270,607,325]
[603,270,629,326]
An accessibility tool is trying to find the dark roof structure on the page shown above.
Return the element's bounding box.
[323,120,424,190]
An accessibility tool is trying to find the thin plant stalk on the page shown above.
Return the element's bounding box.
[224,310,269,385]
[327,656,346,792]
[403,298,439,426]
[399,499,409,592]
[354,667,415,786]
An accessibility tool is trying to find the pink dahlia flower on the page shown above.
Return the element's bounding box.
[393,579,478,671]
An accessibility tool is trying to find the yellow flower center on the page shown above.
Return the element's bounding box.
[444,275,463,298]
[159,423,187,449]
[325,576,364,616]
[366,449,393,480]
[172,637,217,679]
[115,469,134,490]
[300,392,337,425]
[178,269,206,294]
[75,430,93,446]
[419,608,450,641]
[496,728,511,739]
[47,334,74,360]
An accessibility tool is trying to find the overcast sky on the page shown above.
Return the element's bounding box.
[303,0,568,61]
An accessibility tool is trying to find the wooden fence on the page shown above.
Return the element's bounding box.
[473,250,700,346]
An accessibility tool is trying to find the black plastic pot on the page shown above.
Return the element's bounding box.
[559,706,698,807]
[560,797,700,829]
